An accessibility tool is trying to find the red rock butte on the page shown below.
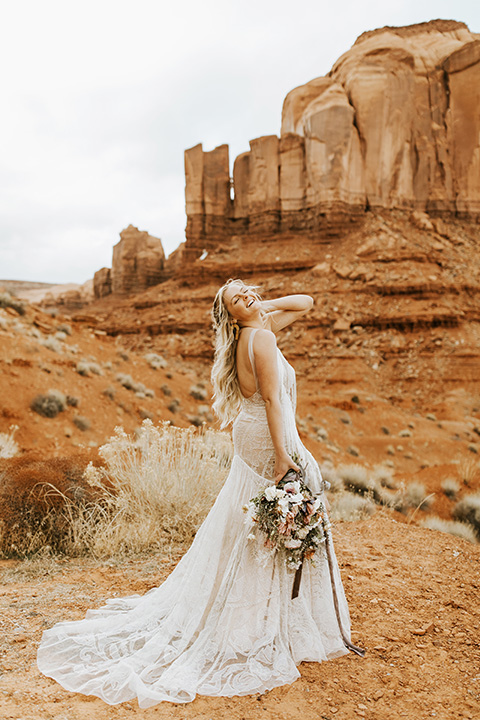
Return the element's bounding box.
[184,19,480,261]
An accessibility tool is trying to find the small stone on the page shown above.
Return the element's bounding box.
[373,689,384,700]
[381,426,390,435]
[412,622,434,636]
[347,445,360,457]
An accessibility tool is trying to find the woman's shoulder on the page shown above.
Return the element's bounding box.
[250,328,277,353]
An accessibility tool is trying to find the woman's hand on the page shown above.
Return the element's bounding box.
[274,452,300,485]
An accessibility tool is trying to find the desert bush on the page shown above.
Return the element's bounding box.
[453,494,480,537]
[75,420,233,556]
[0,453,99,556]
[319,461,343,493]
[40,335,63,353]
[458,458,480,487]
[441,477,460,499]
[372,464,396,489]
[76,360,103,376]
[57,323,72,335]
[66,395,79,407]
[101,386,115,401]
[404,481,433,510]
[160,384,172,396]
[190,383,208,401]
[0,426,19,459]
[168,399,180,413]
[420,516,477,544]
[31,390,66,418]
[73,416,91,432]
[0,291,26,315]
[337,464,383,503]
[330,492,376,522]
[144,353,167,370]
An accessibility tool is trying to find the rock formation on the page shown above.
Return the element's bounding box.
[92,225,166,298]
[185,20,480,258]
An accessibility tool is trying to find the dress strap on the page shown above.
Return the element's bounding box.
[247,328,259,390]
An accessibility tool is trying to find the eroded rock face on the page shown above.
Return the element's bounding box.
[111,225,165,295]
[185,20,480,256]
[93,268,112,300]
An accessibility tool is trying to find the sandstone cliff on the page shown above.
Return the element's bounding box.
[185,20,480,258]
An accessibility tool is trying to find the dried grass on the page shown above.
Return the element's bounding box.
[330,492,376,522]
[0,426,20,459]
[453,494,480,537]
[420,516,478,544]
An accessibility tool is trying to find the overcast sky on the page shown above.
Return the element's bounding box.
[1,0,479,284]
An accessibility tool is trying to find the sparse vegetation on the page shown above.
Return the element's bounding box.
[337,464,383,503]
[30,390,66,418]
[0,291,26,315]
[102,386,116,400]
[420,517,478,544]
[161,384,172,396]
[168,399,180,413]
[372,464,396,489]
[330,492,376,522]
[441,477,460,499]
[116,373,154,398]
[76,359,103,376]
[453,494,480,537]
[144,353,167,370]
[40,335,63,353]
[403,481,433,510]
[73,416,91,432]
[190,383,208,401]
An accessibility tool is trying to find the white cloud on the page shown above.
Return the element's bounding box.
[1,0,479,282]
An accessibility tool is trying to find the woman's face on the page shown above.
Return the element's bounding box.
[223,283,259,323]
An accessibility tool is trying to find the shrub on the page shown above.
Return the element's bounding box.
[0,291,26,315]
[168,399,180,414]
[102,386,116,400]
[190,384,208,401]
[420,516,477,544]
[31,390,66,418]
[40,335,63,353]
[441,477,460,499]
[57,323,72,335]
[73,416,91,432]
[337,464,382,502]
[0,453,100,556]
[76,360,103,376]
[320,462,343,493]
[330,492,376,522]
[453,494,480,537]
[161,384,172,396]
[75,420,233,556]
[404,481,433,510]
[0,426,19,459]
[144,353,167,370]
[372,464,396,489]
[66,395,79,407]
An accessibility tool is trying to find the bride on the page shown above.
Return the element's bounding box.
[37,279,357,708]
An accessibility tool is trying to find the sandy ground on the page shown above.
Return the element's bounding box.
[0,512,478,720]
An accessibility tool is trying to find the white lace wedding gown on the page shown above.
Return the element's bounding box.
[37,329,351,707]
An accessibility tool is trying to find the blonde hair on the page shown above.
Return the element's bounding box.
[211,279,263,427]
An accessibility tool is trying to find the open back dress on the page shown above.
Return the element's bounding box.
[37,328,352,707]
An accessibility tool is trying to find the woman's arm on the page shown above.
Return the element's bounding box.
[260,294,313,333]
[253,329,299,483]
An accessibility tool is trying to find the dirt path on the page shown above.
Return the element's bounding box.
[0,513,478,720]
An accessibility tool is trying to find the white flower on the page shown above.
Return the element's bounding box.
[312,497,322,511]
[284,538,302,549]
[289,492,305,504]
[297,526,310,539]
[243,502,256,525]
[247,533,256,541]
[264,485,277,502]
[275,488,287,499]
[284,480,301,494]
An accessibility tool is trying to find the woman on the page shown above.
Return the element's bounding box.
[37,279,355,708]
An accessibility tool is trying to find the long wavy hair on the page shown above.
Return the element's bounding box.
[211,279,263,427]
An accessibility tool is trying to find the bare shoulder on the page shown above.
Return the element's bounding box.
[252,328,277,355]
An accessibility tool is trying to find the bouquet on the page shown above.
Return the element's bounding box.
[244,465,330,596]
